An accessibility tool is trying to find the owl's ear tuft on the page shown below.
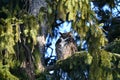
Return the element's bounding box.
[68,31,71,35]
[67,31,73,36]
[59,32,63,36]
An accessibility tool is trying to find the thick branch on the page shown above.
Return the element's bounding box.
[45,51,120,71]
[45,51,92,71]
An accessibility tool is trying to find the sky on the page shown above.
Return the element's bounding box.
[91,1,120,18]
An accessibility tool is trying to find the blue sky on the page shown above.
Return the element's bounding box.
[91,1,120,17]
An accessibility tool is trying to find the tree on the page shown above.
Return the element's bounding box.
[0,0,120,80]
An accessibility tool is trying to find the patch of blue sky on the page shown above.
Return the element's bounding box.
[112,6,120,17]
[45,20,73,58]
[57,20,72,33]
[102,4,111,11]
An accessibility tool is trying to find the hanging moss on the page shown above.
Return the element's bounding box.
[0,7,39,80]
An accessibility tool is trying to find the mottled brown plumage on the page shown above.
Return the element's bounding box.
[55,32,77,60]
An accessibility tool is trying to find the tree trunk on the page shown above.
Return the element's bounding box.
[29,0,48,73]
[29,0,47,16]
[22,41,35,80]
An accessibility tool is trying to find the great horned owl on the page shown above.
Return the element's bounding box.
[55,32,77,60]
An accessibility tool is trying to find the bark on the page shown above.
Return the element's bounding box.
[29,0,48,54]
[29,0,47,16]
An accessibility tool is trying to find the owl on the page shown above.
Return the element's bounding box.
[55,32,77,60]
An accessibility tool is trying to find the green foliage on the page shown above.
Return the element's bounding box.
[111,53,120,80]
[54,50,119,80]
[0,0,24,18]
[88,24,108,52]
[100,50,112,68]
[107,17,120,42]
[0,0,39,79]
[54,0,90,21]
[0,17,22,54]
[32,46,43,75]
[21,14,39,51]
[54,51,92,80]
[0,0,120,80]
[89,50,113,80]
[0,64,19,80]
[10,67,28,80]
[35,72,47,80]
[105,38,120,53]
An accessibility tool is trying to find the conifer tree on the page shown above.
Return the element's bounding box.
[0,0,120,80]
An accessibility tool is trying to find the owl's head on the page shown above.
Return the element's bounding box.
[56,31,74,47]
[59,31,73,39]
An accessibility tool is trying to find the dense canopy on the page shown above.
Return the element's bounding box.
[0,0,120,80]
